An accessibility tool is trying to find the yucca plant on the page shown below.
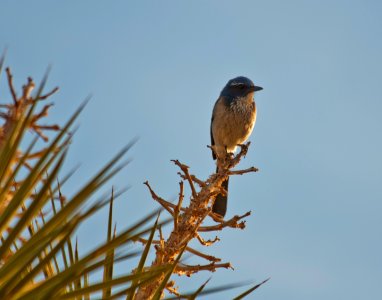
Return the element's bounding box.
[0,55,267,299]
[0,58,177,299]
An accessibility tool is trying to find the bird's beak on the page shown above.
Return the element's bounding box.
[248,85,263,92]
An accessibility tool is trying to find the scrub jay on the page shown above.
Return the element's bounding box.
[210,76,263,217]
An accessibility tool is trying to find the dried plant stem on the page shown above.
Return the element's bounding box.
[135,143,258,299]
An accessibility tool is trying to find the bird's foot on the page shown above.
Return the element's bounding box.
[237,143,250,156]
[223,147,234,160]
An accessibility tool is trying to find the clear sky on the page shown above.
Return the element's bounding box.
[1,1,382,299]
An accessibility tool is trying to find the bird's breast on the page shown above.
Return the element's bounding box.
[212,99,256,154]
[228,100,257,139]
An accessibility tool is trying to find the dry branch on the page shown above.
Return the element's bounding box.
[198,211,251,232]
[37,86,59,100]
[135,143,257,299]
[175,262,233,276]
[5,67,18,105]
[134,237,221,263]
[143,181,174,216]
[0,67,61,147]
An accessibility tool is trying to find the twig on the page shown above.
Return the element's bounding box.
[165,283,180,297]
[31,104,54,122]
[134,237,221,262]
[5,67,18,105]
[172,160,197,199]
[23,147,58,160]
[32,127,49,142]
[34,125,60,131]
[195,233,219,246]
[175,262,233,276]
[179,172,206,188]
[143,181,174,216]
[199,211,251,232]
[158,225,164,243]
[227,142,251,169]
[22,77,35,100]
[174,181,184,231]
[184,246,221,263]
[229,166,259,175]
[22,161,33,171]
[37,86,59,100]
[189,174,207,187]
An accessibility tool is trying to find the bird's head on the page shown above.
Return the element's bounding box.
[220,76,263,99]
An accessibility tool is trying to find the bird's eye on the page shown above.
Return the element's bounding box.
[230,82,245,89]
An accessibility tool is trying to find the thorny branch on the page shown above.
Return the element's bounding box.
[135,142,258,299]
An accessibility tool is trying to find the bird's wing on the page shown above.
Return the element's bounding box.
[210,115,216,160]
[210,99,218,160]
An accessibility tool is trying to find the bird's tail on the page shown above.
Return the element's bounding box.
[212,166,229,217]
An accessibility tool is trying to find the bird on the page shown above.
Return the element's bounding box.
[210,76,263,218]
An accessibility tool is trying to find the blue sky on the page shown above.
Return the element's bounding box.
[1,1,382,299]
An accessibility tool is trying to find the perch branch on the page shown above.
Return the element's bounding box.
[136,142,257,298]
